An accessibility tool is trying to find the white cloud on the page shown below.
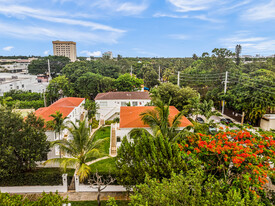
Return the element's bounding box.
[0,21,123,44]
[3,46,14,51]
[153,12,220,23]
[115,2,148,15]
[221,32,275,54]
[80,50,102,57]
[242,0,275,21]
[167,0,218,12]
[44,50,50,55]
[0,5,124,33]
[169,34,188,40]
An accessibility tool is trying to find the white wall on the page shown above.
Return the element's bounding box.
[45,99,86,160]
[0,174,68,193]
[260,115,275,131]
[95,99,151,120]
[74,175,128,192]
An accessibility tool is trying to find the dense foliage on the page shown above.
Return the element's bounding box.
[0,192,68,205]
[28,55,70,76]
[0,168,73,186]
[130,171,261,206]
[116,132,185,186]
[178,128,275,202]
[0,108,49,178]
[1,90,44,109]
[150,82,199,111]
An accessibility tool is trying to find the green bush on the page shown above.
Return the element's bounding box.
[0,192,68,206]
[105,120,113,125]
[6,100,44,109]
[4,90,42,101]
[92,118,99,129]
[129,171,262,206]
[0,168,74,186]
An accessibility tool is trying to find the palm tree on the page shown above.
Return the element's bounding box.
[48,111,67,141]
[84,100,99,123]
[183,95,201,118]
[44,120,106,183]
[199,99,221,123]
[130,99,192,142]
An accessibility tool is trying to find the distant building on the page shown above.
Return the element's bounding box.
[0,58,35,73]
[52,40,77,62]
[0,73,48,96]
[102,51,113,59]
[94,91,151,121]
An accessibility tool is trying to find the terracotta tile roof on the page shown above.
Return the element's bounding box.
[95,92,151,100]
[120,106,192,128]
[35,97,85,122]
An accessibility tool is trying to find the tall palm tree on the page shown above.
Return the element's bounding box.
[183,95,201,118]
[199,100,221,123]
[48,111,67,141]
[130,99,192,142]
[84,99,99,123]
[44,120,106,183]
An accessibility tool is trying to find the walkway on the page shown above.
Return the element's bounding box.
[86,156,110,166]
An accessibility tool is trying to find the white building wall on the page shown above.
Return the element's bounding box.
[95,99,151,120]
[0,73,48,96]
[45,99,86,160]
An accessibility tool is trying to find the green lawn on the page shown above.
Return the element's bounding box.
[93,126,110,155]
[71,200,129,206]
[90,157,118,174]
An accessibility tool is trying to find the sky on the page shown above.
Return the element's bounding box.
[0,0,274,57]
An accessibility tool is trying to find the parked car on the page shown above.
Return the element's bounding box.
[209,126,217,134]
[196,117,204,124]
[220,118,233,125]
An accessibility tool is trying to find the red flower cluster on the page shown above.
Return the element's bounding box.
[179,129,275,195]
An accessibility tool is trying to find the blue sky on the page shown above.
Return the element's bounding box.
[0,0,274,57]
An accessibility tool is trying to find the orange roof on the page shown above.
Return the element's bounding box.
[35,97,85,122]
[120,106,192,128]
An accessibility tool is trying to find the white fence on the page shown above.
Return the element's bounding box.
[0,174,68,193]
[74,175,127,192]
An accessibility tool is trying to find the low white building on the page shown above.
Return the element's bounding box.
[260,114,275,131]
[35,97,86,160]
[95,91,151,121]
[0,73,48,96]
[109,106,192,156]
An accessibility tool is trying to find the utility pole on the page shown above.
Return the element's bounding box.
[177,71,180,87]
[48,59,52,81]
[158,65,161,81]
[130,66,133,77]
[222,71,228,114]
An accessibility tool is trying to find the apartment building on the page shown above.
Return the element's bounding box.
[52,41,77,62]
[0,73,48,96]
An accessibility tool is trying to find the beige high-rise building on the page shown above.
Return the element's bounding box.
[52,41,77,62]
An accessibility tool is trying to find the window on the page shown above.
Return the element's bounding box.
[100,101,107,107]
[117,136,121,142]
[132,101,138,106]
[121,102,127,106]
[55,145,60,155]
[22,84,24,88]
[16,86,19,89]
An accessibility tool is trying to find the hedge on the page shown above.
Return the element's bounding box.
[0,168,74,186]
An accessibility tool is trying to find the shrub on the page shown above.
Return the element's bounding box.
[92,118,99,129]
[129,171,262,206]
[0,168,74,186]
[0,192,68,205]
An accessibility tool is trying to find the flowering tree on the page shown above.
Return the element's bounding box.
[178,128,275,199]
